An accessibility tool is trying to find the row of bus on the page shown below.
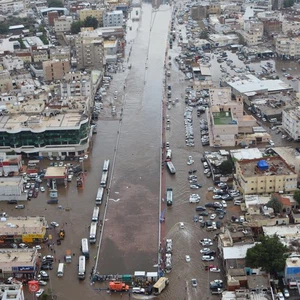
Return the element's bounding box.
[95,160,110,205]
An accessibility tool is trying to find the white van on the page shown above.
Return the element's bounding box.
[234,200,242,206]
[57,263,64,277]
[203,162,208,169]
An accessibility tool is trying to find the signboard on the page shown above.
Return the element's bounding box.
[28,280,39,292]
[22,233,43,239]
[12,266,34,272]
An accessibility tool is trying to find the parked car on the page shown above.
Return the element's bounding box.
[41,264,53,270]
[283,289,290,298]
[50,221,59,227]
[38,281,47,286]
[15,205,25,209]
[213,195,222,200]
[200,239,213,246]
[200,248,211,254]
[199,212,209,216]
[202,255,214,261]
[39,271,49,278]
[18,243,28,249]
[185,255,191,262]
[210,267,221,273]
[36,289,44,298]
[191,278,197,287]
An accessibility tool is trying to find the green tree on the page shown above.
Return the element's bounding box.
[219,159,233,175]
[47,0,64,7]
[246,235,288,274]
[200,30,209,39]
[40,34,49,45]
[83,16,98,29]
[71,21,83,34]
[293,190,300,206]
[267,194,282,213]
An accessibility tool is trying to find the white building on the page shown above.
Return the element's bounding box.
[0,0,24,14]
[0,283,24,300]
[282,20,300,34]
[276,37,300,59]
[282,106,300,141]
[103,10,123,27]
[209,34,239,47]
[2,56,24,71]
[54,15,73,33]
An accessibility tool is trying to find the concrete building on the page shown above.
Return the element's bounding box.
[285,257,300,289]
[15,50,32,63]
[43,59,70,82]
[48,11,59,26]
[282,20,300,34]
[2,56,24,71]
[60,71,92,98]
[0,177,27,201]
[191,4,221,20]
[104,39,118,63]
[262,19,282,36]
[276,37,300,59]
[32,50,48,63]
[49,46,70,60]
[79,8,104,25]
[236,157,297,195]
[0,249,38,280]
[209,34,239,47]
[0,70,13,93]
[242,28,263,46]
[0,153,22,174]
[54,15,73,33]
[0,0,24,14]
[0,216,46,243]
[0,283,24,299]
[75,31,104,70]
[103,10,123,27]
[282,106,300,141]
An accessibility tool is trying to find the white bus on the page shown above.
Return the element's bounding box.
[81,238,89,260]
[96,187,103,205]
[103,160,110,172]
[92,207,100,223]
[100,171,108,187]
[57,263,64,277]
[78,256,86,280]
[89,222,97,244]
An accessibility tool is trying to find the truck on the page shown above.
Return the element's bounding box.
[64,250,72,263]
[153,277,169,295]
[108,281,129,292]
[211,288,223,295]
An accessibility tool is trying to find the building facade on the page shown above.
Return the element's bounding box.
[282,106,300,141]
[54,15,73,33]
[276,37,300,59]
[43,59,71,82]
[75,31,104,70]
[79,8,104,25]
[0,0,24,13]
[50,46,71,60]
[282,20,300,34]
[236,157,297,194]
[0,70,13,93]
[2,56,24,71]
[60,72,92,97]
[103,10,124,27]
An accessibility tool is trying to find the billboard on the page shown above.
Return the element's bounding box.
[12,266,34,272]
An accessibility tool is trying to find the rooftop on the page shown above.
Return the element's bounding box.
[284,106,300,120]
[0,177,22,186]
[237,156,296,177]
[213,111,234,125]
[223,243,257,260]
[247,274,270,290]
[209,87,232,105]
[0,248,36,264]
[286,257,300,267]
[230,148,263,161]
[44,167,67,179]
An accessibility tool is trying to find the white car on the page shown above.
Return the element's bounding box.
[38,281,47,286]
[189,197,200,203]
[283,289,290,298]
[213,195,222,200]
[202,255,214,261]
[210,267,221,273]
[18,243,28,249]
[185,255,191,262]
[208,187,214,191]
[58,162,64,167]
[40,186,45,192]
[276,292,284,300]
[190,194,200,199]
[34,245,42,250]
[200,248,211,253]
[36,289,44,298]
[221,200,227,208]
[200,239,213,246]
[50,221,59,227]
[210,214,216,220]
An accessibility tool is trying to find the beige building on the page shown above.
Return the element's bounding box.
[0,70,13,93]
[15,50,32,63]
[79,8,104,25]
[276,37,300,59]
[32,50,48,63]
[75,31,104,70]
[236,157,297,195]
[54,15,73,33]
[282,20,300,34]
[43,59,70,82]
[50,46,71,60]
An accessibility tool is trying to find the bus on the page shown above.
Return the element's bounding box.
[103,160,110,172]
[100,171,108,187]
[78,256,86,280]
[89,222,97,244]
[81,238,89,259]
[166,161,176,174]
[96,187,103,205]
[57,263,64,277]
[92,207,100,223]
[166,188,173,206]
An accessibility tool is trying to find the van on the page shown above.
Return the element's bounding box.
[234,200,242,206]
[57,263,64,277]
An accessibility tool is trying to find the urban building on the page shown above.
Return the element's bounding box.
[282,106,300,141]
[54,15,73,33]
[48,11,59,26]
[235,157,297,195]
[79,8,104,25]
[262,19,282,36]
[59,71,92,98]
[0,177,27,201]
[15,50,32,63]
[104,40,118,63]
[103,10,124,27]
[276,37,300,59]
[0,70,13,93]
[43,59,70,82]
[282,20,300,34]
[50,46,70,60]
[190,4,221,20]
[0,153,22,173]
[208,34,239,47]
[0,0,24,14]
[0,283,25,299]
[242,21,263,46]
[75,31,104,70]
[32,50,48,63]
[0,249,38,280]
[2,56,24,71]
[0,216,46,243]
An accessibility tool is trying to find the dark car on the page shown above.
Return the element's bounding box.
[201,157,206,162]
[196,206,206,211]
[199,211,209,216]
[200,221,205,228]
[41,264,53,270]
[193,215,198,222]
[7,200,17,204]
[215,208,226,214]
[205,203,215,208]
[206,220,213,227]
[188,169,197,174]
[216,221,222,229]
[206,250,216,256]
[218,214,225,219]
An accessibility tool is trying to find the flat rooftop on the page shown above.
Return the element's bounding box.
[0,177,22,186]
[209,87,232,105]
[0,216,46,235]
[0,248,36,264]
[223,243,256,260]
[230,148,263,161]
[213,111,234,125]
[44,167,67,179]
[237,157,296,177]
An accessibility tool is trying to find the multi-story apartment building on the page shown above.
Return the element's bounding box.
[243,19,263,46]
[0,0,24,14]
[32,50,48,63]
[60,71,92,97]
[236,157,297,195]
[54,15,73,33]
[282,20,300,34]
[75,31,104,70]
[103,10,124,27]
[50,46,71,60]
[191,4,221,20]
[276,37,300,59]
[2,55,24,71]
[43,59,70,82]
[0,70,13,93]
[79,8,104,26]
[282,106,300,141]
[15,50,32,63]
[0,96,91,156]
